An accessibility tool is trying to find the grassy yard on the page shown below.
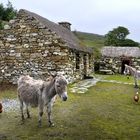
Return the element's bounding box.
[1,75,140,140]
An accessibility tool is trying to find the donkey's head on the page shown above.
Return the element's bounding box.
[54,75,68,101]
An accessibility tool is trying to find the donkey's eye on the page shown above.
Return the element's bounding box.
[57,85,61,88]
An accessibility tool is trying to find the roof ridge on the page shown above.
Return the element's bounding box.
[18,9,93,53]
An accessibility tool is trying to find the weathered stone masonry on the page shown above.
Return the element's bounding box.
[99,47,140,74]
[0,9,93,84]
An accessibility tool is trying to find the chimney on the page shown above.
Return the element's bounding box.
[58,22,71,30]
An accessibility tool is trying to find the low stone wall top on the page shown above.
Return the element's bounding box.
[101,47,140,58]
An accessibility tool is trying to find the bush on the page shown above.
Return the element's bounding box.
[120,39,139,46]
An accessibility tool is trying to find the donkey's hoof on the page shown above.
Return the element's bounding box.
[38,125,41,128]
[20,120,24,125]
[38,121,42,127]
[22,116,25,120]
[27,116,31,119]
[49,122,54,127]
[134,86,139,88]
[38,123,42,128]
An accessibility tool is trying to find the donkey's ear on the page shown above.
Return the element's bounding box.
[49,72,57,78]
[51,73,57,78]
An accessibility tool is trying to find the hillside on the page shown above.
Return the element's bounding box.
[73,31,105,58]
[73,31,105,48]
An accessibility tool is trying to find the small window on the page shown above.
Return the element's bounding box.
[76,53,80,69]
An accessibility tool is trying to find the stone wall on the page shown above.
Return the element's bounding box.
[99,56,140,73]
[0,10,93,84]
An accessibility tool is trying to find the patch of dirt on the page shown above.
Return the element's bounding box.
[0,134,7,140]
[44,132,67,138]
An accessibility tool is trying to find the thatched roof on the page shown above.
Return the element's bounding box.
[101,46,140,58]
[18,9,93,54]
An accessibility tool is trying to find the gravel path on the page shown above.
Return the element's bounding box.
[1,99,19,112]
[70,78,100,93]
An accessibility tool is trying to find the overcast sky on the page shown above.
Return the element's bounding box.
[1,0,140,42]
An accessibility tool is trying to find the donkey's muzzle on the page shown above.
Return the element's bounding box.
[61,92,68,101]
[63,96,67,101]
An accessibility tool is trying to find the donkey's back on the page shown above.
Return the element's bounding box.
[17,75,44,107]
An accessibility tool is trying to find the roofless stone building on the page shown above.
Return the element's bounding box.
[0,9,94,84]
[100,46,140,74]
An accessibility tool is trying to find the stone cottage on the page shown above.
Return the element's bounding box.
[0,9,93,84]
[100,46,140,74]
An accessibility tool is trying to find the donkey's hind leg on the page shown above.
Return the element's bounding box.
[38,102,44,127]
[19,100,25,121]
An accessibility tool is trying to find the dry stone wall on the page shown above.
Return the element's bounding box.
[100,56,140,73]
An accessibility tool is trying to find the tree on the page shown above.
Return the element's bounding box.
[105,26,130,46]
[104,26,139,46]
[0,1,17,29]
[0,3,4,29]
[0,3,4,20]
[2,1,17,21]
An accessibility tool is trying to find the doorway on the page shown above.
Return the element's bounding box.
[121,59,130,74]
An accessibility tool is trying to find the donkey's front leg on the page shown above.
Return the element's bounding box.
[47,101,54,127]
[38,103,44,127]
[25,104,30,118]
[134,77,138,88]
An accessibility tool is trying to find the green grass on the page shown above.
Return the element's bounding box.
[103,74,131,81]
[1,75,140,139]
[103,74,140,85]
[0,87,17,99]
